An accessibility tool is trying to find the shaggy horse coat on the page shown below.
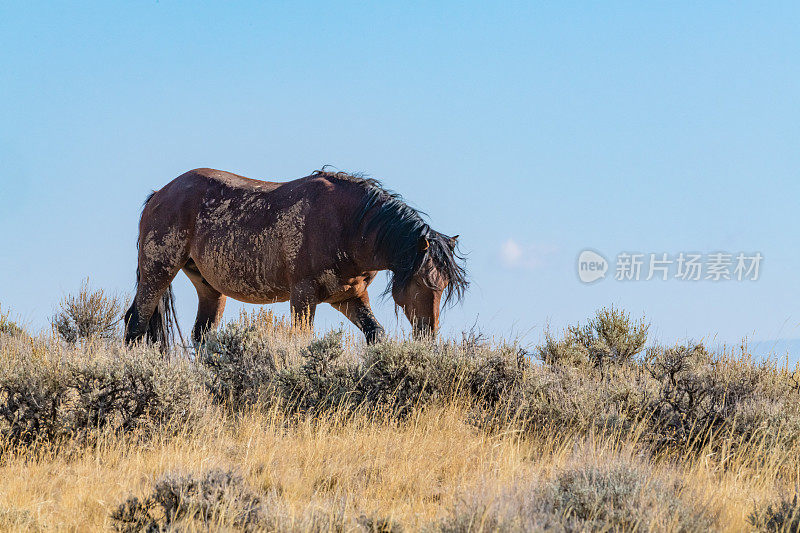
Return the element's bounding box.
[124,168,467,346]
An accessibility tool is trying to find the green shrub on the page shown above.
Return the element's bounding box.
[511,311,800,454]
[436,459,713,532]
[357,340,456,417]
[12,294,798,463]
[68,344,205,439]
[0,336,204,445]
[645,343,726,447]
[198,321,288,408]
[358,514,405,533]
[0,337,72,444]
[354,337,525,417]
[464,347,526,406]
[51,280,123,343]
[476,359,651,438]
[536,328,589,367]
[277,330,357,414]
[202,322,526,419]
[539,463,710,532]
[111,469,265,532]
[645,343,800,450]
[567,306,649,370]
[535,307,648,373]
[111,467,369,532]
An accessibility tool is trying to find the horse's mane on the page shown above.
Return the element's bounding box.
[311,168,468,305]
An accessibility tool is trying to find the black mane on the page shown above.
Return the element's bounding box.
[312,169,468,305]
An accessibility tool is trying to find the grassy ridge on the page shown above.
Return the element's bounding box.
[0,287,798,531]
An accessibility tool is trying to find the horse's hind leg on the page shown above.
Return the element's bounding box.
[183,260,226,344]
[331,293,386,344]
[124,228,190,345]
[125,265,184,345]
[290,280,317,332]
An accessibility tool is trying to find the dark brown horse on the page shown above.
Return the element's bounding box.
[124,168,467,346]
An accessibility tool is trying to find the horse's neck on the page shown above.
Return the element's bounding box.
[349,235,394,275]
[356,250,393,274]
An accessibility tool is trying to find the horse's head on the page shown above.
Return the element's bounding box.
[391,233,466,338]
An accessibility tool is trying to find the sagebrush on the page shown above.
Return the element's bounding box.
[51,279,123,343]
[1,291,799,531]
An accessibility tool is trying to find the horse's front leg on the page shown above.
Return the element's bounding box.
[331,293,386,344]
[290,281,317,332]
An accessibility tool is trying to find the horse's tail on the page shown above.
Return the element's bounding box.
[123,191,184,350]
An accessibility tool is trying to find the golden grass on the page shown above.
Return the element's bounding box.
[2,301,799,531]
[0,398,797,532]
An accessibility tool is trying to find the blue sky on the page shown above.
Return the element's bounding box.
[1,2,798,354]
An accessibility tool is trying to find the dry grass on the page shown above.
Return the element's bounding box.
[0,295,799,531]
[0,403,797,531]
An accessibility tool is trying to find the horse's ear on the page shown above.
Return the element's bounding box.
[418,236,430,252]
[448,235,459,250]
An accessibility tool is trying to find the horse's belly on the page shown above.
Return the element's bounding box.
[207,270,290,304]
[196,260,291,304]
[190,239,291,304]
[218,286,290,305]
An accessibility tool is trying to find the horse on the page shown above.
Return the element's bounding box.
[123,167,467,347]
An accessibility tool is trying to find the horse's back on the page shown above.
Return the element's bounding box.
[182,167,285,193]
[146,168,350,303]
